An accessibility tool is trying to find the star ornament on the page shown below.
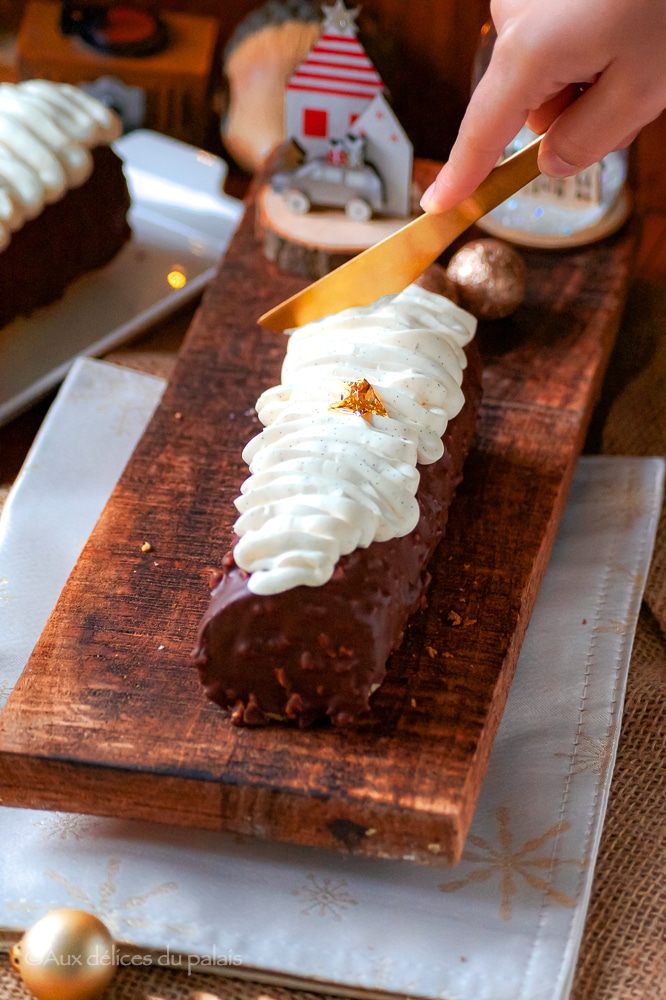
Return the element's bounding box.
[329,378,389,422]
[322,0,360,36]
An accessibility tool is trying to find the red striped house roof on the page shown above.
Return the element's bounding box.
[287,31,384,101]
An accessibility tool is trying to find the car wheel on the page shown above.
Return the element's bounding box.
[345,198,372,222]
[285,189,310,215]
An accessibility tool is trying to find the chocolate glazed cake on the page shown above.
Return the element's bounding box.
[0,145,130,327]
[194,271,482,727]
[0,80,130,328]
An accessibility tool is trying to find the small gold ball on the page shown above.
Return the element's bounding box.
[446,238,526,319]
[11,909,116,1000]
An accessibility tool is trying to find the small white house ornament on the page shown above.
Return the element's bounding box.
[350,93,412,215]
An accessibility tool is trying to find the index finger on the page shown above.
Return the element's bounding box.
[420,65,532,213]
[421,49,580,212]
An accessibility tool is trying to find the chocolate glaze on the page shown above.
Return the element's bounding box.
[0,146,131,328]
[193,332,483,728]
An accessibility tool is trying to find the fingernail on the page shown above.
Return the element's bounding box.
[420,182,436,211]
[540,153,579,178]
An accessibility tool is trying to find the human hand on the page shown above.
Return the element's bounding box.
[421,0,666,213]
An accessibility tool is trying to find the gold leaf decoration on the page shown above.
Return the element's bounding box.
[329,379,389,422]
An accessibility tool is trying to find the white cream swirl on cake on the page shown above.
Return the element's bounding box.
[233,284,477,595]
[0,81,122,250]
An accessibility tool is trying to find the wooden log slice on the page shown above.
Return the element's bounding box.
[258,158,442,278]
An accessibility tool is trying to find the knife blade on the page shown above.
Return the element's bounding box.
[258,134,543,332]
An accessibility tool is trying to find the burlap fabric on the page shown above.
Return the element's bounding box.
[570,279,666,1000]
[1,280,664,1000]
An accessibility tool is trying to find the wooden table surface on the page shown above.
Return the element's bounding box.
[0,189,636,872]
[0,115,664,1000]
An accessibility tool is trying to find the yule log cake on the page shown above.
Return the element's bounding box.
[193,268,482,727]
[0,80,130,328]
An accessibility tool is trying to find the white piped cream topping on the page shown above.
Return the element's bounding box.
[233,284,477,595]
[0,81,122,251]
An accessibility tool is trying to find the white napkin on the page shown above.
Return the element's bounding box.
[0,358,663,1000]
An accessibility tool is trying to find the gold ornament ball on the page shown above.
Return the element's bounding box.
[446,238,526,319]
[11,909,117,1000]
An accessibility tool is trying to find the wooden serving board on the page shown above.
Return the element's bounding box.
[0,196,635,867]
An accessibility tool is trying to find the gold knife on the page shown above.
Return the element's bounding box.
[259,134,543,332]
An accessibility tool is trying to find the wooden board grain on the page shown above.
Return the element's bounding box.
[0,198,636,866]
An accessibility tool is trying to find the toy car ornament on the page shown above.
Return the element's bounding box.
[271,134,385,221]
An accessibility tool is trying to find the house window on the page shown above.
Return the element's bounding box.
[303,108,328,138]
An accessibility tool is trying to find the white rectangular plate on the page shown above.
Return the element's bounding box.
[0,359,663,1000]
[0,130,243,425]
